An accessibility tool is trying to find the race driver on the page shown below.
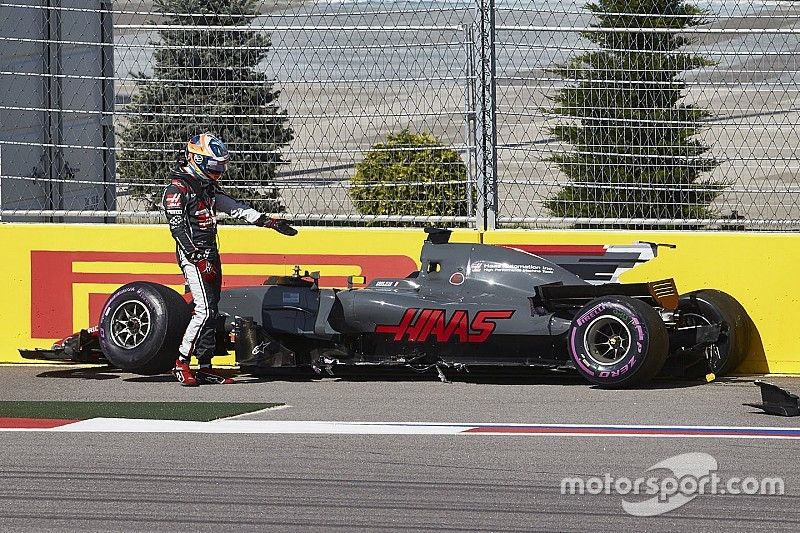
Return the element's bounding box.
[162,133,297,386]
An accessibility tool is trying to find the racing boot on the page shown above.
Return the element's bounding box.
[173,358,198,387]
[195,365,235,385]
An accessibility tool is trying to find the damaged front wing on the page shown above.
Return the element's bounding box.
[19,327,105,364]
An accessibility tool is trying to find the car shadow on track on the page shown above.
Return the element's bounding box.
[36,366,178,383]
[244,367,712,389]
[34,365,727,390]
[123,374,180,383]
[36,365,123,380]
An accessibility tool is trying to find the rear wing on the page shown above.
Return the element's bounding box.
[530,278,679,314]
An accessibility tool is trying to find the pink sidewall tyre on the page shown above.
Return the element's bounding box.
[568,296,668,388]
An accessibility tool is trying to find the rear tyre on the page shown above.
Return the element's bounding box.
[676,289,749,377]
[568,296,668,388]
[99,282,190,374]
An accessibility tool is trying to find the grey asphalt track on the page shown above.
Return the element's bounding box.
[1,365,799,531]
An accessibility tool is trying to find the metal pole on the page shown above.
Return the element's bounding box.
[474,0,498,231]
[43,0,53,219]
[44,0,63,222]
[100,0,116,223]
[462,24,477,229]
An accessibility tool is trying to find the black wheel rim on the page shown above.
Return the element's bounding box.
[583,315,632,365]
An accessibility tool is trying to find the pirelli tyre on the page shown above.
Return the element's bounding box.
[568,296,669,388]
[99,282,191,374]
[677,289,750,377]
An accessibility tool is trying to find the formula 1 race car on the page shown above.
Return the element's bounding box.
[20,228,751,388]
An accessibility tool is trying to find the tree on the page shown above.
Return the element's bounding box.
[349,130,472,225]
[118,0,293,212]
[544,0,722,227]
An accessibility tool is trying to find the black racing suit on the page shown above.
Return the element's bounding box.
[162,168,263,364]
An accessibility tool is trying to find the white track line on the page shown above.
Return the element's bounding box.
[217,404,292,420]
[0,419,790,439]
[51,419,467,434]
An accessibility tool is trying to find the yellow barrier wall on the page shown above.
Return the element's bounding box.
[0,224,479,366]
[2,224,797,373]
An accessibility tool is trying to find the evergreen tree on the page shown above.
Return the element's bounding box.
[118,0,293,212]
[545,0,722,227]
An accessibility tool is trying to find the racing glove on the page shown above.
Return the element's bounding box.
[256,215,298,236]
[187,250,219,283]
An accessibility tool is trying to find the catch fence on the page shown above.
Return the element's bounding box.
[1,1,798,229]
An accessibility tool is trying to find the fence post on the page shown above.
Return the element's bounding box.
[44,0,64,221]
[99,0,116,222]
[462,24,477,228]
[474,0,498,231]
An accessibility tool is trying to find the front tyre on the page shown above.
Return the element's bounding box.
[568,296,668,388]
[99,282,190,374]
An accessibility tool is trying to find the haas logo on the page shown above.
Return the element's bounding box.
[376,308,514,343]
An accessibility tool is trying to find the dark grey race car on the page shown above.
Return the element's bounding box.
[21,228,751,388]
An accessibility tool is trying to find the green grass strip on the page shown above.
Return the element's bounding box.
[0,401,282,422]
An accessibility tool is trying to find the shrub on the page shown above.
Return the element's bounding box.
[350,130,472,224]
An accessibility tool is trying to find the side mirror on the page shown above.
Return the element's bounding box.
[347,275,366,289]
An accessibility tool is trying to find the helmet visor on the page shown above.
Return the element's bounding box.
[206,159,227,174]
